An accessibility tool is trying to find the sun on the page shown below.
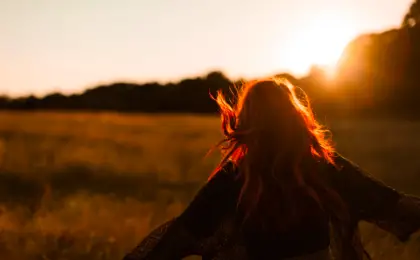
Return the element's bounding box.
[283,12,358,77]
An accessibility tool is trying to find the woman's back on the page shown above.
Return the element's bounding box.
[193,162,331,259]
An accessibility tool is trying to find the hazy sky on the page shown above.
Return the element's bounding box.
[1,0,412,97]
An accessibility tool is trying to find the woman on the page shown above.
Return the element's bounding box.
[123,78,420,260]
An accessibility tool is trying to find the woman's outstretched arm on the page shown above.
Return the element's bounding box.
[122,162,238,259]
[331,153,420,242]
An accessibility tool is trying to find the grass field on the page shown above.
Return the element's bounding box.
[0,111,419,259]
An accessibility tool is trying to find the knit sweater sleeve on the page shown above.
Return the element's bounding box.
[122,162,239,259]
[329,153,420,242]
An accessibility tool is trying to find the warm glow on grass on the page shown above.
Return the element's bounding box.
[282,11,358,78]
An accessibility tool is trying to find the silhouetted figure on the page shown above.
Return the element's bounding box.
[123,78,420,260]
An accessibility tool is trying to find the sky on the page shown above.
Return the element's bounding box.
[0,0,413,97]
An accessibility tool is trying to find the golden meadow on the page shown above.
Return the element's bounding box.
[0,111,419,259]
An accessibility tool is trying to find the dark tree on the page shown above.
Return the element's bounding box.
[402,0,420,28]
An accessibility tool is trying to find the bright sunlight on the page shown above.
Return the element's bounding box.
[282,12,358,77]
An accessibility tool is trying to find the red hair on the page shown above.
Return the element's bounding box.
[210,78,367,259]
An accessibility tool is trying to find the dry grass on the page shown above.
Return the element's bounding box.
[0,111,419,259]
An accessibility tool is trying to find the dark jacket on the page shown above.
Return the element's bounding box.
[123,154,420,260]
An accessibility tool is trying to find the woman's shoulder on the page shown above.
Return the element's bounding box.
[192,161,240,202]
[320,152,401,210]
[319,152,364,181]
[324,152,389,188]
[210,160,239,183]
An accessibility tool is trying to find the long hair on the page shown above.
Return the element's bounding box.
[209,78,369,259]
